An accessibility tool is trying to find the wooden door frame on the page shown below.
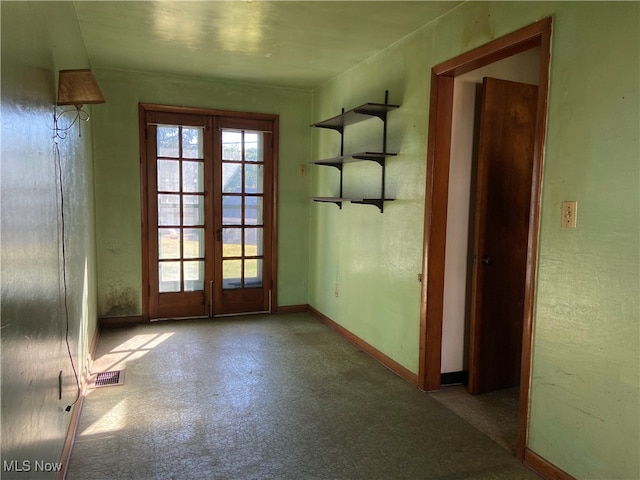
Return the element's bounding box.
[139,103,279,321]
[417,17,552,460]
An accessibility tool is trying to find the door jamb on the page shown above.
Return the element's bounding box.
[139,103,279,322]
[417,17,552,460]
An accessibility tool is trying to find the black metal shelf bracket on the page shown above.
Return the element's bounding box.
[351,199,391,212]
[313,198,344,209]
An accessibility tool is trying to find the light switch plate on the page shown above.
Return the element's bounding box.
[562,201,577,228]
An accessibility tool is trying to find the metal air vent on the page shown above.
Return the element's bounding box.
[89,370,125,388]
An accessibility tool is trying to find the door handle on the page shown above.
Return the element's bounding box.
[481,256,492,265]
[209,280,214,317]
[216,229,222,242]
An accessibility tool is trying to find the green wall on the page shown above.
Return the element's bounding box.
[309,2,639,479]
[527,3,639,478]
[92,69,311,317]
[1,1,99,476]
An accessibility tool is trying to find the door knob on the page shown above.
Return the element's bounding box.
[481,256,492,265]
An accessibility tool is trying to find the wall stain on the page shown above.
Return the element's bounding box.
[556,367,585,383]
[104,287,139,317]
[462,4,494,50]
[570,405,606,423]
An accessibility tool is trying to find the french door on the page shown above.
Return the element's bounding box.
[142,106,277,320]
[214,117,274,315]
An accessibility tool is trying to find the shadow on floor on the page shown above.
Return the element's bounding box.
[429,384,520,453]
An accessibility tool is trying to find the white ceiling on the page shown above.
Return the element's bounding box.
[74,1,462,89]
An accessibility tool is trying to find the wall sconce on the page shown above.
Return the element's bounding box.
[54,69,105,139]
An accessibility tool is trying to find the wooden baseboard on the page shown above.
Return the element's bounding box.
[99,315,145,328]
[307,305,418,386]
[275,304,309,314]
[524,448,576,480]
[57,325,100,480]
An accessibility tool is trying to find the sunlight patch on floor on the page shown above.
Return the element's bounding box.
[90,332,175,375]
[79,399,128,437]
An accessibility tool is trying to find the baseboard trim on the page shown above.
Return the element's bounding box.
[275,304,309,314]
[99,315,145,328]
[57,325,100,480]
[441,370,468,385]
[307,305,418,386]
[524,448,576,480]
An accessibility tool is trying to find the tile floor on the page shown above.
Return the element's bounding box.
[66,313,539,480]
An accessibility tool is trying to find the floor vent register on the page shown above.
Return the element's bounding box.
[90,370,125,388]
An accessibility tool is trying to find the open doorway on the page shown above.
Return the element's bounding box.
[418,18,552,460]
[431,50,541,454]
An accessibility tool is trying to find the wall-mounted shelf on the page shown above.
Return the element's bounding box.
[310,91,399,213]
[312,197,393,211]
[312,152,398,169]
[312,103,399,133]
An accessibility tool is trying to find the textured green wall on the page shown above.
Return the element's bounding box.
[1,1,98,475]
[527,3,639,478]
[309,70,425,371]
[92,69,311,316]
[309,2,639,479]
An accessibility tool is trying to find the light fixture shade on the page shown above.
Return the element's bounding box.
[57,69,105,106]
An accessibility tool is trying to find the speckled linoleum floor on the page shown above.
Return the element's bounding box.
[66,313,539,480]
[430,386,520,454]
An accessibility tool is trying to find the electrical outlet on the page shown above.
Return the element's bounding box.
[334,283,339,298]
[562,201,577,228]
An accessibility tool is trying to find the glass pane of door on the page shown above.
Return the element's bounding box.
[156,125,205,294]
[221,129,264,290]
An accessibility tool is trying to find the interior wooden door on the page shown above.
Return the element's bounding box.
[468,77,538,394]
